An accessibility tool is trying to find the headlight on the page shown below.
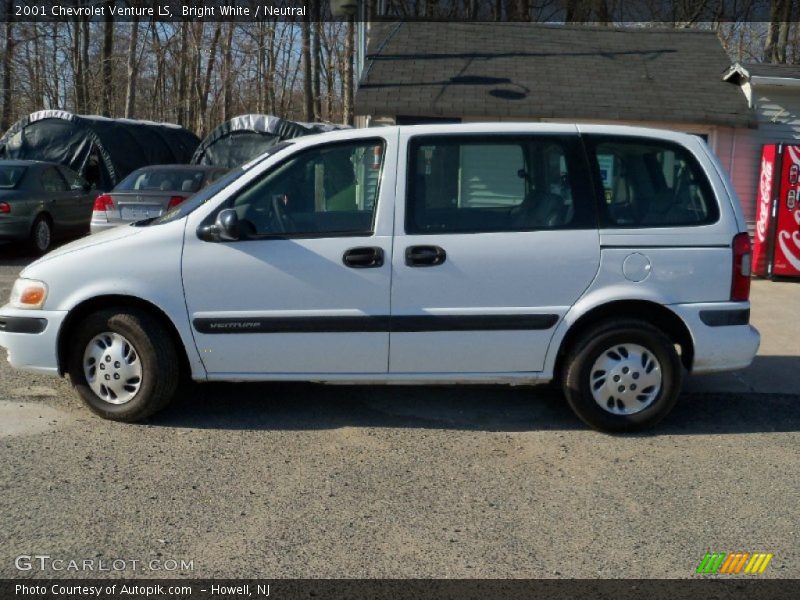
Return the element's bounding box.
[9,278,48,310]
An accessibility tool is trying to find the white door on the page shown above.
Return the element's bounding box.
[182,136,395,377]
[390,131,600,374]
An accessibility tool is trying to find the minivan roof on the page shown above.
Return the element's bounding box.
[282,122,702,150]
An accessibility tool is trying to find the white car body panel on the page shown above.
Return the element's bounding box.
[0,123,759,390]
[7,219,206,379]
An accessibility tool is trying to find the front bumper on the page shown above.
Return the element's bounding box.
[0,307,68,375]
[670,301,760,374]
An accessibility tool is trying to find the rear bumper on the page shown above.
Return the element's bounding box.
[90,220,125,235]
[671,302,760,374]
[0,307,67,376]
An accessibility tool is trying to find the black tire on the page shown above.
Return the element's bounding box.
[562,318,683,433]
[28,215,53,255]
[66,307,180,422]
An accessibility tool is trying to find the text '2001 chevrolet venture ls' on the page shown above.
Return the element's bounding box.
[0,124,759,432]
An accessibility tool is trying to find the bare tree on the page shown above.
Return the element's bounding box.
[177,22,188,126]
[343,17,354,125]
[100,4,114,116]
[764,0,792,63]
[198,23,221,135]
[301,14,313,121]
[80,16,89,110]
[507,0,530,21]
[70,17,84,113]
[1,0,15,130]
[124,17,140,118]
[221,23,235,122]
[312,4,322,121]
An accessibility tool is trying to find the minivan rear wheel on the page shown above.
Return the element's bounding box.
[562,318,683,432]
[67,308,179,422]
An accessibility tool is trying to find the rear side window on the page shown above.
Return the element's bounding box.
[58,166,88,191]
[40,167,68,192]
[587,136,718,227]
[406,135,593,234]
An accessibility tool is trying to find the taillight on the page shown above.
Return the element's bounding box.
[167,195,186,209]
[93,194,114,212]
[0,201,10,214]
[731,232,752,301]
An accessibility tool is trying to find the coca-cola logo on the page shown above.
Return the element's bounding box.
[756,156,773,244]
[778,209,800,272]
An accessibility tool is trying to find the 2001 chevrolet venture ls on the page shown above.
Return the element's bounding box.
[0,124,759,431]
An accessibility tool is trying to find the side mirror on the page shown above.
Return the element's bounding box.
[217,209,240,241]
[197,208,240,242]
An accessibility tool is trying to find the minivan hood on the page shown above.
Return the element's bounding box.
[23,224,143,274]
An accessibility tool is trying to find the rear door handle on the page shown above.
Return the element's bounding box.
[405,245,446,267]
[343,246,384,268]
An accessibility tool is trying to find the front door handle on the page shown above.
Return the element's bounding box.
[343,246,384,268]
[405,245,446,267]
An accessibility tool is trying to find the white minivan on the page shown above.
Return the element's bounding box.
[0,124,759,431]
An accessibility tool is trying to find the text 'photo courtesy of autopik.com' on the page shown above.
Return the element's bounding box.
[0,1,799,599]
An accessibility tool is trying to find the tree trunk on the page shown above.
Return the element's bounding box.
[343,16,354,125]
[222,24,234,122]
[81,17,90,111]
[775,0,793,63]
[1,0,14,131]
[301,14,313,121]
[101,6,114,116]
[764,0,788,62]
[312,11,322,120]
[594,0,611,25]
[124,16,140,118]
[177,21,188,126]
[150,24,163,121]
[198,23,221,135]
[265,23,277,115]
[71,19,85,112]
[255,22,265,113]
[507,0,529,21]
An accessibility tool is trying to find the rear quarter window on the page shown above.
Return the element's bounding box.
[586,136,719,228]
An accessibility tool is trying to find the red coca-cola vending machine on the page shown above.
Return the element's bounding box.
[753,143,800,279]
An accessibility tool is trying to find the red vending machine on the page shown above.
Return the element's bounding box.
[753,143,800,279]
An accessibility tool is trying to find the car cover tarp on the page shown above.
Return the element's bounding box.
[0,110,200,191]
[191,114,345,168]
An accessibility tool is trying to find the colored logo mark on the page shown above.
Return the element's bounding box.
[696,552,774,574]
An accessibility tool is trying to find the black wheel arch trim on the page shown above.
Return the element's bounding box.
[554,300,696,377]
[56,295,190,377]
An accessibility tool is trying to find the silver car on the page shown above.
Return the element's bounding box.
[90,165,228,234]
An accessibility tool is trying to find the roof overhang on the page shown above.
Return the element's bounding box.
[723,62,800,88]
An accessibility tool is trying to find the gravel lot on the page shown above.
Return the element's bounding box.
[1,243,798,579]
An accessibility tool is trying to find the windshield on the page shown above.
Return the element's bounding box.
[0,166,27,189]
[115,167,211,193]
[148,142,293,226]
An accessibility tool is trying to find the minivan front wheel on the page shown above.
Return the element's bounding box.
[67,308,179,422]
[562,319,683,432]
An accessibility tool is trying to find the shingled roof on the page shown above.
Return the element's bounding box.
[356,22,755,128]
